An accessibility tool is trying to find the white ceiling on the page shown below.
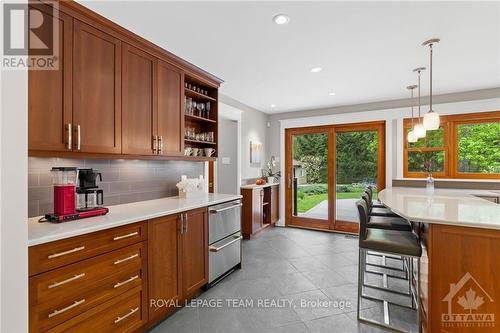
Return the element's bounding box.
[79,1,500,114]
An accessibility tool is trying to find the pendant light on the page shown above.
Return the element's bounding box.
[422,38,441,130]
[413,67,427,139]
[406,85,418,143]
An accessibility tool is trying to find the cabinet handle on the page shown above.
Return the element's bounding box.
[113,253,139,265]
[66,123,72,150]
[48,273,85,289]
[184,213,188,234]
[114,307,139,324]
[152,135,158,154]
[48,299,85,318]
[209,203,242,214]
[114,275,139,289]
[74,124,81,150]
[159,135,164,154]
[180,214,184,234]
[113,231,139,241]
[47,246,85,259]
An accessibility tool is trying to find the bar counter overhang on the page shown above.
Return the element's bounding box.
[379,187,500,333]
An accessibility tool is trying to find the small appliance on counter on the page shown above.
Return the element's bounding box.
[41,167,108,223]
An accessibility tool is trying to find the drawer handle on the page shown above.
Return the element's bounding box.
[209,235,242,252]
[114,253,139,265]
[114,275,139,289]
[209,203,242,214]
[48,273,85,289]
[114,307,139,324]
[47,246,85,259]
[113,231,139,241]
[48,299,85,318]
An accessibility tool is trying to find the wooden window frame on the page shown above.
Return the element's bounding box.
[403,111,500,179]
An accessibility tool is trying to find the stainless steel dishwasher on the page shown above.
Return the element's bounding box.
[208,199,242,286]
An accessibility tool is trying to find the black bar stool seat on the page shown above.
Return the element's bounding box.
[361,228,422,257]
[370,206,400,217]
[369,215,412,231]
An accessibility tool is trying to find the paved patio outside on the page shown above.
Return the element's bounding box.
[298,199,358,222]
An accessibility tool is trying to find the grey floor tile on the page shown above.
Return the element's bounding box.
[247,299,302,330]
[198,306,256,333]
[262,321,310,333]
[302,269,349,289]
[269,271,318,295]
[149,307,200,333]
[285,289,339,321]
[289,257,329,273]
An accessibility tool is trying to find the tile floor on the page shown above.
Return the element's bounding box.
[151,226,417,333]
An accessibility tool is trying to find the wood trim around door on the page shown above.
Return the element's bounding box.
[284,121,386,234]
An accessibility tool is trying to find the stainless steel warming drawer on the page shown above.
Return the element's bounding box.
[208,200,242,285]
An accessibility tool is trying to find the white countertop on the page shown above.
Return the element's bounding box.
[240,183,279,189]
[379,187,500,230]
[28,193,242,247]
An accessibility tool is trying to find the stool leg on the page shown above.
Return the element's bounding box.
[357,247,364,321]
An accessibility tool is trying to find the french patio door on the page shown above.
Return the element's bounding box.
[284,121,385,234]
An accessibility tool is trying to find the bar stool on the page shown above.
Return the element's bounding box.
[366,185,385,208]
[360,192,412,287]
[356,199,422,333]
[362,192,400,218]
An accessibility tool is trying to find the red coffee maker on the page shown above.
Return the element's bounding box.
[51,167,78,216]
[43,167,109,223]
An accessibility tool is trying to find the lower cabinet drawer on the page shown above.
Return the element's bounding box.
[32,268,144,332]
[30,243,147,333]
[47,287,146,333]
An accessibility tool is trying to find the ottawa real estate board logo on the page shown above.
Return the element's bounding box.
[2,1,59,70]
[442,272,495,329]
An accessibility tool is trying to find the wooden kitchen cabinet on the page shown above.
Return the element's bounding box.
[157,61,184,156]
[28,6,72,152]
[147,214,182,321]
[147,208,208,327]
[29,0,221,160]
[182,208,208,297]
[241,184,279,239]
[73,20,122,154]
[122,43,156,156]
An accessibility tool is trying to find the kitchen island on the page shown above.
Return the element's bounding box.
[379,187,500,333]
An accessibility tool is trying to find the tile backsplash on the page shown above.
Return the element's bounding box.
[28,157,205,217]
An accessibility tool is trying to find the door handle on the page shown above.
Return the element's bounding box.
[288,175,291,189]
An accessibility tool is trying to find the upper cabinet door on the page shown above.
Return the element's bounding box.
[73,21,121,154]
[28,6,72,152]
[157,61,184,156]
[122,44,156,155]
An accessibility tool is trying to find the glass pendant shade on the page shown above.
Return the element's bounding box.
[407,130,418,143]
[414,123,426,138]
[423,110,440,130]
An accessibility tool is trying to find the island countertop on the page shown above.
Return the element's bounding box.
[28,193,242,246]
[378,187,500,230]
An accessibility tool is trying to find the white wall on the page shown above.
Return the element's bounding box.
[220,95,269,183]
[0,70,29,331]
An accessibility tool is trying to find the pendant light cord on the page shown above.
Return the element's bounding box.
[429,43,433,111]
[417,70,421,121]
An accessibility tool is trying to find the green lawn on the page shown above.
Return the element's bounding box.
[297,190,378,213]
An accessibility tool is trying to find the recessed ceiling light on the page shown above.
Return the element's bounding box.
[270,104,276,108]
[310,67,323,73]
[273,14,290,25]
[329,92,336,96]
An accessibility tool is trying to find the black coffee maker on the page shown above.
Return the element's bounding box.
[76,168,104,211]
